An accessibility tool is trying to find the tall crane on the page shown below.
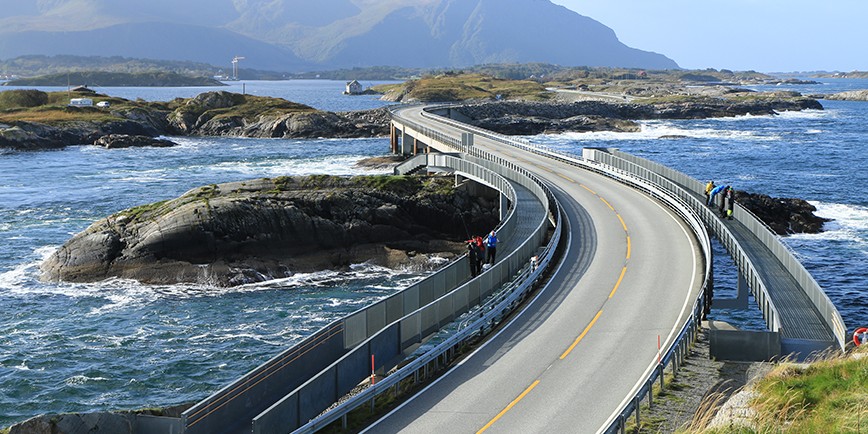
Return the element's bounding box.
[232,56,245,80]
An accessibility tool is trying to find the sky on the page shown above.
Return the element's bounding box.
[552,0,867,72]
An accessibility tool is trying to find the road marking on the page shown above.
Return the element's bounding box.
[609,267,627,299]
[617,214,628,232]
[559,310,603,360]
[580,184,597,195]
[477,380,541,434]
[600,197,615,211]
[627,236,632,260]
[557,173,575,183]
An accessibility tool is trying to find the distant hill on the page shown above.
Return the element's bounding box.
[0,0,679,72]
[4,71,226,87]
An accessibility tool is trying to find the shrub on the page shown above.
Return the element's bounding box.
[0,89,49,109]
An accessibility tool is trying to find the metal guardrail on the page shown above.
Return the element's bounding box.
[603,149,846,351]
[283,110,562,434]
[396,106,714,434]
[181,153,520,434]
[249,151,554,433]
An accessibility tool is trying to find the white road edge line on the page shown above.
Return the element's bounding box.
[596,194,700,434]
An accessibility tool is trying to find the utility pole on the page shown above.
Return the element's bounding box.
[232,56,245,80]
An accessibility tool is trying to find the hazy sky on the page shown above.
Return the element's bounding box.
[552,0,867,72]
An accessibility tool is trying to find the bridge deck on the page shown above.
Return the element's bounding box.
[689,189,834,343]
[499,180,546,256]
[724,217,833,342]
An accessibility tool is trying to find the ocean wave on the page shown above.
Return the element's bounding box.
[787,201,868,246]
[539,121,779,143]
[65,375,110,385]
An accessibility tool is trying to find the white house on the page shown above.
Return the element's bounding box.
[344,80,363,95]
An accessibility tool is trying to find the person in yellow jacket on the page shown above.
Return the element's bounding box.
[705,180,715,202]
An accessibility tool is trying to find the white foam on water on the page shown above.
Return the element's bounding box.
[788,202,868,247]
[541,120,779,143]
[65,375,109,385]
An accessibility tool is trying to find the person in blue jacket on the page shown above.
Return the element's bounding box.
[708,184,727,207]
[485,230,498,264]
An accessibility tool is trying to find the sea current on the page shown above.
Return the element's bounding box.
[0,79,866,426]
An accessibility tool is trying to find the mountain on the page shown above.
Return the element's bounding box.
[0,0,678,72]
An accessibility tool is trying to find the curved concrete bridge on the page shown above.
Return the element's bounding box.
[176,104,846,434]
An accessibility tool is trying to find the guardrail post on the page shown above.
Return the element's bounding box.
[634,397,640,427]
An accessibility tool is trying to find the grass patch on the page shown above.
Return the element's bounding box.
[748,354,868,433]
[116,200,169,222]
[373,73,549,102]
[683,349,868,433]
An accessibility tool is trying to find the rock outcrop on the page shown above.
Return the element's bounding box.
[94,134,177,148]
[452,97,823,135]
[824,90,868,101]
[166,91,390,138]
[40,175,499,287]
[735,191,829,235]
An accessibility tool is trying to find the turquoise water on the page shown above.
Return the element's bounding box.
[1,79,866,426]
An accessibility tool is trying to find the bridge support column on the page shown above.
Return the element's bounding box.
[390,124,398,154]
[712,271,750,310]
[400,131,414,155]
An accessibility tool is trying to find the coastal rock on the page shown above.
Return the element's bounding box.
[94,134,177,148]
[450,96,822,135]
[735,191,829,235]
[40,175,499,286]
[824,90,868,101]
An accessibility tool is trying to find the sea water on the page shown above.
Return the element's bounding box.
[1,79,866,426]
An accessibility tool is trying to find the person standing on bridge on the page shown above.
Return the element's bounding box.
[719,186,731,217]
[485,230,498,264]
[467,242,481,277]
[726,187,735,220]
[474,235,486,270]
[705,180,715,202]
[708,184,726,207]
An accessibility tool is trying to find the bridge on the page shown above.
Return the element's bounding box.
[165,104,846,434]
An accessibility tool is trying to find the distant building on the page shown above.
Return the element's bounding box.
[344,80,363,95]
[69,98,93,107]
[70,85,96,94]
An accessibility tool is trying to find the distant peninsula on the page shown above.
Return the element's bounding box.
[4,71,226,87]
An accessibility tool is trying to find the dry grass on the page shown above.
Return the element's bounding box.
[681,347,868,433]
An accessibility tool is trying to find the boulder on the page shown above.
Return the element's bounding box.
[40,175,499,286]
[94,134,177,148]
[734,191,829,235]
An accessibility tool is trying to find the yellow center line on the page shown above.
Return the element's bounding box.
[559,310,603,360]
[557,172,575,183]
[600,197,615,211]
[609,267,627,299]
[617,214,628,232]
[477,380,541,434]
[580,184,596,195]
[626,236,632,260]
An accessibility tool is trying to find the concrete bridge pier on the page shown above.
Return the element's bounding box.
[391,125,419,156]
[712,272,750,310]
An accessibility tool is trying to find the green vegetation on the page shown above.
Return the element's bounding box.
[684,349,868,433]
[5,71,226,87]
[116,200,169,222]
[373,73,549,102]
[0,89,49,108]
[168,93,316,126]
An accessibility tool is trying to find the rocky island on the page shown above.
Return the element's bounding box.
[0,89,390,150]
[40,174,499,287]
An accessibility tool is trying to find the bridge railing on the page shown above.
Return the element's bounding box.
[407,106,721,434]
[250,151,554,433]
[603,149,846,350]
[181,155,519,434]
